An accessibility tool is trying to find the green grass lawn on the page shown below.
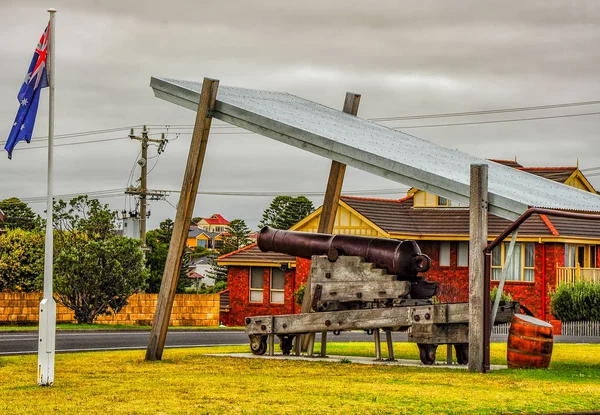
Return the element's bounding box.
[1,343,599,414]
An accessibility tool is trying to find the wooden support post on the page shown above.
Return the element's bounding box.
[446,344,453,365]
[294,335,301,356]
[268,334,275,357]
[468,164,489,373]
[385,330,395,361]
[145,78,219,361]
[300,92,361,350]
[307,335,315,357]
[320,331,327,357]
[374,329,382,360]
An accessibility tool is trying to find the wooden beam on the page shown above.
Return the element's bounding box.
[300,92,361,320]
[145,78,219,361]
[468,164,489,373]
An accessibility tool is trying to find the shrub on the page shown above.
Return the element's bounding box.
[550,282,600,321]
[491,287,513,303]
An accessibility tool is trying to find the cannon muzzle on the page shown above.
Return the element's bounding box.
[258,227,430,281]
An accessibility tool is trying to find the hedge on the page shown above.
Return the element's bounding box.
[550,282,600,321]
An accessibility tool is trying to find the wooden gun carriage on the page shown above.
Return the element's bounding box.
[245,227,518,365]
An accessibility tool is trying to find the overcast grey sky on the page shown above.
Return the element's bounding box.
[1,0,599,229]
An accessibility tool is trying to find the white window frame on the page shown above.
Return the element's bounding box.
[457,242,469,267]
[270,268,285,304]
[439,242,451,267]
[249,267,264,303]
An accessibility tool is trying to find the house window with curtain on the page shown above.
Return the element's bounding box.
[249,267,264,303]
[270,268,285,304]
[491,243,535,282]
[457,242,469,267]
[439,242,451,266]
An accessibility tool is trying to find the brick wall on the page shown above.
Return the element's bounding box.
[0,293,219,326]
[225,266,297,326]
[421,241,564,322]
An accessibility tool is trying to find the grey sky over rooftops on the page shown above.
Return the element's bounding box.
[1,0,599,229]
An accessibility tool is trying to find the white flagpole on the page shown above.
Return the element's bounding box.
[38,7,57,386]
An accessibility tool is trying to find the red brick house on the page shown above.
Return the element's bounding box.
[219,162,600,326]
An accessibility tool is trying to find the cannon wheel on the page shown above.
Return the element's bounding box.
[249,335,268,355]
[454,343,469,365]
[417,343,438,365]
[278,335,295,355]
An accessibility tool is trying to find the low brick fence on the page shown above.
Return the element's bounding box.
[0,292,220,326]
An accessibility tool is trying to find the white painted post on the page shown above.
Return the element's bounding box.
[38,8,57,386]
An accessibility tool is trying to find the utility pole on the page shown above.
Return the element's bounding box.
[128,126,167,250]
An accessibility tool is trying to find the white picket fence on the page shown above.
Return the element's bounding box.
[492,323,511,335]
[493,321,600,336]
[561,321,600,337]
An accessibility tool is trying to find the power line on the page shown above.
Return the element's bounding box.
[392,111,600,130]
[4,187,410,205]
[370,99,600,121]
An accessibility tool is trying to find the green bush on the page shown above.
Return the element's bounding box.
[491,286,513,302]
[293,284,305,306]
[550,282,600,321]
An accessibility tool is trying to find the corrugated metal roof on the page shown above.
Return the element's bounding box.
[150,77,600,220]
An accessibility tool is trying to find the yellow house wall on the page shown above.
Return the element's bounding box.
[186,237,197,247]
[412,190,439,207]
[294,205,385,237]
[565,175,588,191]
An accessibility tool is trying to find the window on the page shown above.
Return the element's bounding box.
[197,239,207,248]
[564,244,597,268]
[250,267,264,303]
[270,268,285,303]
[438,196,450,207]
[457,242,469,267]
[439,242,450,267]
[491,243,535,282]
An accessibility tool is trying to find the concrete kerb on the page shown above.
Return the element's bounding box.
[205,353,508,370]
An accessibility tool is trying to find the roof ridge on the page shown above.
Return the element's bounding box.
[539,214,560,237]
[217,243,258,260]
[341,194,414,203]
[518,167,576,171]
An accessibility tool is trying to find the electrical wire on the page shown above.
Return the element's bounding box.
[392,111,600,130]
[370,99,600,122]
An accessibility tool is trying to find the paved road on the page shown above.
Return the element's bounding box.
[0,330,381,356]
[1,330,597,356]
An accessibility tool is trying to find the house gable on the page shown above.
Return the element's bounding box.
[290,198,388,237]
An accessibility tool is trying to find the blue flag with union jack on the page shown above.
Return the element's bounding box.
[4,23,50,159]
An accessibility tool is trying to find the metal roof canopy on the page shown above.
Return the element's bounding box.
[150,77,600,220]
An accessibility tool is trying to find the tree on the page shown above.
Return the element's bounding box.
[54,235,149,324]
[52,196,148,324]
[0,229,44,292]
[220,219,252,254]
[258,196,314,230]
[145,218,191,294]
[207,219,253,289]
[0,197,42,231]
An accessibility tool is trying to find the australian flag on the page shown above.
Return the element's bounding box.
[4,23,50,159]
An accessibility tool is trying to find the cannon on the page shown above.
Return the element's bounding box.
[246,228,519,365]
[258,227,438,300]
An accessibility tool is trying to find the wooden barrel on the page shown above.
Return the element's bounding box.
[507,314,553,369]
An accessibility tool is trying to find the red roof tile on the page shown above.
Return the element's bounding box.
[204,214,230,225]
[218,243,296,264]
[489,159,523,168]
[341,196,600,239]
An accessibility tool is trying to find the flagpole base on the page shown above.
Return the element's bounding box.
[37,298,56,386]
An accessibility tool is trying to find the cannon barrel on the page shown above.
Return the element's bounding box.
[258,227,430,280]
